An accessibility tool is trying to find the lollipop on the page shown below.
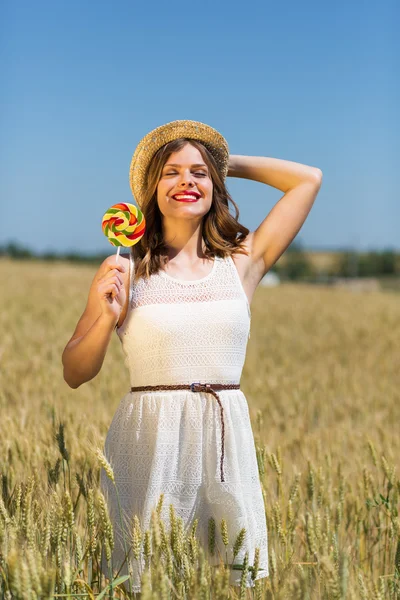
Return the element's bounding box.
[102,203,146,263]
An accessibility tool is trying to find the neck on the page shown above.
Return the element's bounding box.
[162,221,209,262]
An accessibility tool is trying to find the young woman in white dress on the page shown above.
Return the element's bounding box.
[62,120,322,595]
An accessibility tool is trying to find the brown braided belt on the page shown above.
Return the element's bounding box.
[130,383,241,483]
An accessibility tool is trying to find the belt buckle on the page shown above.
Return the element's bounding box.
[190,382,207,392]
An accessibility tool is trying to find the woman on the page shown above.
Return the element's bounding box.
[62,120,322,594]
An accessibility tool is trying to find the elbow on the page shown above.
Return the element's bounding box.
[63,369,80,389]
[62,348,81,389]
[62,365,98,389]
[62,363,83,389]
[313,168,323,184]
[68,381,81,390]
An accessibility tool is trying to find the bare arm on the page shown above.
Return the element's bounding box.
[62,312,118,389]
[228,154,322,278]
[228,154,321,191]
[62,256,129,389]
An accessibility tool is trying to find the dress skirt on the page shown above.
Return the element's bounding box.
[100,388,269,592]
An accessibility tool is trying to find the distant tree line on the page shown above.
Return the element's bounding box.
[273,242,399,280]
[1,240,399,279]
[0,242,108,265]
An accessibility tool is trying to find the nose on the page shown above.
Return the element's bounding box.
[180,182,194,188]
[178,170,195,187]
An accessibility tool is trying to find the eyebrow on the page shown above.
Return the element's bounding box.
[163,163,208,169]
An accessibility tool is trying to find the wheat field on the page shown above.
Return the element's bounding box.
[0,257,399,599]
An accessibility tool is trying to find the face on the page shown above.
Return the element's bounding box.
[156,143,213,221]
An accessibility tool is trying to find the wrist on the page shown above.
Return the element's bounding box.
[227,155,241,177]
[99,311,119,330]
[227,155,252,178]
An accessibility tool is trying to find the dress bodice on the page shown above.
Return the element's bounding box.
[116,252,251,387]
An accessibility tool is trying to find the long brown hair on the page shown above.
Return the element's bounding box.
[129,138,250,283]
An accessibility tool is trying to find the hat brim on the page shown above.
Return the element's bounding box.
[129,120,229,208]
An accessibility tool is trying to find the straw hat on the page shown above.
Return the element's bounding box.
[129,119,230,208]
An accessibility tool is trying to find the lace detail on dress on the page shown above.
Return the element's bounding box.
[115,253,251,387]
[125,254,251,317]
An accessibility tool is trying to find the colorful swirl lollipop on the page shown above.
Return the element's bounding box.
[102,202,146,262]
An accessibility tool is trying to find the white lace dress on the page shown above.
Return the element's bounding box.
[100,252,269,591]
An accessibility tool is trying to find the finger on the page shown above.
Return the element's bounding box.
[109,283,120,298]
[102,273,123,284]
[98,263,126,281]
[105,264,126,275]
[99,282,121,297]
[100,273,124,285]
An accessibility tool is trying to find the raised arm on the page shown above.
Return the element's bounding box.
[228,155,322,279]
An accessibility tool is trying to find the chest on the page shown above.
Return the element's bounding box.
[121,297,250,347]
[118,252,254,331]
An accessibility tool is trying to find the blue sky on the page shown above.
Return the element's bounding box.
[1,0,398,254]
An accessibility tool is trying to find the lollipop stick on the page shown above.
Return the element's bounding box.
[115,246,121,263]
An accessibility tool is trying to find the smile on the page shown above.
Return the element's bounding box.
[172,194,200,202]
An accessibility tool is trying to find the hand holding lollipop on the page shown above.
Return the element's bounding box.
[100,202,146,325]
[101,202,146,263]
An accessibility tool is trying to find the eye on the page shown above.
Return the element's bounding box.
[164,171,207,176]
